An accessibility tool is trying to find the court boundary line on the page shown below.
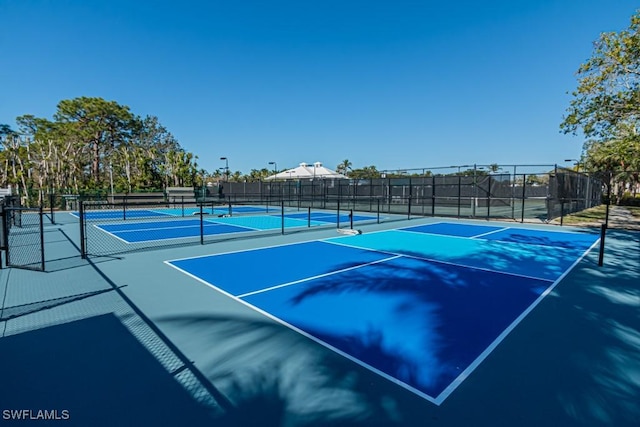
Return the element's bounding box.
[469,227,510,239]
[163,258,440,406]
[163,220,601,405]
[165,238,349,264]
[323,239,555,284]
[236,255,401,298]
[93,221,257,244]
[71,208,175,220]
[395,227,598,252]
[433,237,602,404]
[164,219,594,265]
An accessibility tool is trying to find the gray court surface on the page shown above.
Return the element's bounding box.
[0,211,638,427]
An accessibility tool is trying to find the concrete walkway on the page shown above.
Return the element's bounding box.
[606,205,640,230]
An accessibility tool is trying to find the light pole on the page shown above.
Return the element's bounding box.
[564,159,581,172]
[220,157,229,181]
[268,161,277,175]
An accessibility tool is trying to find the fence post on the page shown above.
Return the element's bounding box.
[49,192,55,224]
[0,208,5,269]
[431,175,436,217]
[457,175,461,219]
[39,206,45,271]
[407,177,412,220]
[79,201,86,259]
[521,174,526,223]
[200,203,204,245]
[486,175,491,219]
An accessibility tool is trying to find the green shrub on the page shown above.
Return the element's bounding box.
[619,194,640,207]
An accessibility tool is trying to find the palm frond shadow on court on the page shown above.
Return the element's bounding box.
[159,229,639,426]
[157,253,539,426]
[436,228,640,426]
[158,312,425,427]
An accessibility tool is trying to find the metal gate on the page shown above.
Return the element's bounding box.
[1,206,45,271]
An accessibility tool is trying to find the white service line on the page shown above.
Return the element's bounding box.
[236,255,401,298]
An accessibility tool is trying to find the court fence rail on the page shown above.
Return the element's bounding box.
[2,167,603,262]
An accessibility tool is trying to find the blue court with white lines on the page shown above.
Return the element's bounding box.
[80,207,379,243]
[165,221,600,404]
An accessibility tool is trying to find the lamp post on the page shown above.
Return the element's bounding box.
[268,161,277,175]
[564,159,581,172]
[220,157,229,181]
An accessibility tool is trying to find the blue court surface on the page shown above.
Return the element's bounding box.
[90,210,379,243]
[71,205,279,220]
[165,221,599,404]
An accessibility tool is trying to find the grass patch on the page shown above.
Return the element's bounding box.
[559,205,640,225]
[560,205,608,224]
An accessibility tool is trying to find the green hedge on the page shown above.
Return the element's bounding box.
[620,193,640,207]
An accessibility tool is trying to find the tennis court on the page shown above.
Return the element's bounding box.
[86,208,380,244]
[70,205,276,220]
[165,221,599,404]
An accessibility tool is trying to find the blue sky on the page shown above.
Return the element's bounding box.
[0,1,636,175]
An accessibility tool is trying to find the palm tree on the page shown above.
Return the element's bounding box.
[336,159,352,177]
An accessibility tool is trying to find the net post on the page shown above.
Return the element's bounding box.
[377,199,380,224]
[199,203,204,245]
[281,200,285,235]
[350,209,353,229]
[79,200,86,259]
[337,199,341,228]
[598,223,606,266]
[181,196,185,217]
[308,206,311,227]
[228,196,232,216]
[39,206,45,271]
[123,194,127,220]
[560,200,565,226]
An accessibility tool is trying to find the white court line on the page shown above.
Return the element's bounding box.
[236,255,401,298]
[95,221,256,244]
[91,224,131,244]
[163,223,599,405]
[102,221,202,234]
[396,227,596,252]
[323,239,555,284]
[163,257,441,405]
[432,237,602,404]
[469,227,510,239]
